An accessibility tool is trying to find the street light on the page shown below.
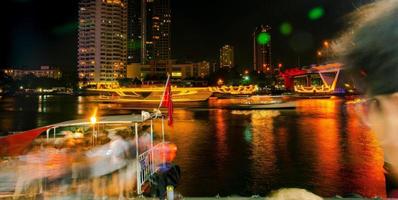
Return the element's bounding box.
[323,41,330,48]
[90,108,98,145]
[90,116,97,124]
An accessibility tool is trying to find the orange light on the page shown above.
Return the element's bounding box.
[323,41,329,48]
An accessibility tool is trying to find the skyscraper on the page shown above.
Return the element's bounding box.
[152,0,171,62]
[219,45,234,69]
[129,0,171,64]
[78,0,128,84]
[253,25,272,74]
[127,0,142,64]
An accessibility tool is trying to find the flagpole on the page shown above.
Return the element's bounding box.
[158,74,171,109]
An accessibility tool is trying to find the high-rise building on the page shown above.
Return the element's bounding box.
[152,0,171,62]
[253,25,272,74]
[78,0,128,84]
[131,0,171,64]
[127,0,142,64]
[219,45,234,68]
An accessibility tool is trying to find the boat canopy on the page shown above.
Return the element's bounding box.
[52,114,146,128]
[0,112,161,157]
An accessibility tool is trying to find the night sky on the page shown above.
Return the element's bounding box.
[1,0,372,71]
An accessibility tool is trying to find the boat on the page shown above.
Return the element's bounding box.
[281,63,361,98]
[0,111,180,198]
[226,101,297,110]
[88,87,212,103]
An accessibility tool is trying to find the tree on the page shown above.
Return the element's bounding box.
[117,78,134,88]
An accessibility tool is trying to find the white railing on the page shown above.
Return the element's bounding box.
[136,142,168,194]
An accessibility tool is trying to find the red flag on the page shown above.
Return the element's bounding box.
[0,126,52,157]
[160,76,173,126]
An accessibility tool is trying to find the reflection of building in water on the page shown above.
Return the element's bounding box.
[231,110,280,118]
[296,99,385,197]
[345,103,385,197]
[249,109,277,189]
[214,109,228,168]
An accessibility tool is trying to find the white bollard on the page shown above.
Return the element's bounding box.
[166,185,174,200]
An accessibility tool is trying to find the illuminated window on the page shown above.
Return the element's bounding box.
[172,72,182,77]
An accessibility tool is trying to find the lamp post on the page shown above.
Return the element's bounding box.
[90,115,97,145]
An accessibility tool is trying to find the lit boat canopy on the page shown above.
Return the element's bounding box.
[52,115,147,128]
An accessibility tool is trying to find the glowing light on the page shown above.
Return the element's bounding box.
[323,41,330,48]
[257,32,271,45]
[280,22,293,36]
[172,72,182,77]
[90,116,97,124]
[90,107,98,124]
[308,7,325,20]
[217,79,224,86]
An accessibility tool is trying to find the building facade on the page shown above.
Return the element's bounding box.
[253,25,272,74]
[152,0,171,62]
[127,0,171,65]
[78,0,128,85]
[219,45,234,68]
[127,61,209,80]
[127,0,142,64]
[3,66,62,79]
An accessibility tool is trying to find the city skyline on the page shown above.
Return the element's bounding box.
[1,0,373,71]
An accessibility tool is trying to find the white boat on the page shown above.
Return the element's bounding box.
[88,87,213,103]
[0,111,178,198]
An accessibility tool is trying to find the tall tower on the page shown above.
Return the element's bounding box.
[139,0,171,64]
[127,0,142,64]
[78,0,128,84]
[219,45,234,69]
[253,25,272,74]
[152,0,171,62]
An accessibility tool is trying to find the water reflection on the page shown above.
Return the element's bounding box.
[297,100,342,196]
[0,96,387,197]
[249,110,277,194]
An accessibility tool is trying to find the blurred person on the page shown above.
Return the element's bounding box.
[13,140,74,198]
[86,129,131,199]
[138,125,152,153]
[335,0,398,197]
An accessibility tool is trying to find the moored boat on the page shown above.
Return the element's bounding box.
[88,87,212,103]
[0,111,180,199]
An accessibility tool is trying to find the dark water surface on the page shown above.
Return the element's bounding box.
[0,95,386,197]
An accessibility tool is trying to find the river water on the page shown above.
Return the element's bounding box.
[0,95,386,197]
